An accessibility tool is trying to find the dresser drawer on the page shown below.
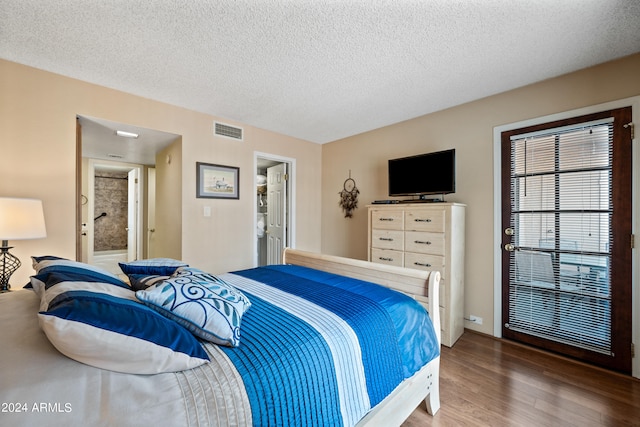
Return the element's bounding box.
[405,231,445,255]
[371,229,403,250]
[371,210,404,230]
[368,203,465,348]
[405,210,445,232]
[370,248,404,267]
[404,252,445,274]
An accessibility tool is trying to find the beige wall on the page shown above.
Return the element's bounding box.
[154,139,183,261]
[321,53,640,338]
[0,59,322,287]
[2,54,639,344]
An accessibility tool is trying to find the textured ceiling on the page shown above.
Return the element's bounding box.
[2,1,639,144]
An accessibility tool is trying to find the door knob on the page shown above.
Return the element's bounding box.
[504,243,515,252]
[505,228,514,236]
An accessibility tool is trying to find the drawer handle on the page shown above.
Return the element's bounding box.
[414,218,432,222]
[379,237,394,241]
[379,218,395,221]
[414,240,432,245]
[414,262,432,267]
[379,257,394,262]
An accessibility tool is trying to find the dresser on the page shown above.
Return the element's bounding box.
[367,203,465,347]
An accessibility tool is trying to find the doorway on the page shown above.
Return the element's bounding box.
[84,159,143,275]
[76,115,181,271]
[255,152,295,266]
[500,107,633,373]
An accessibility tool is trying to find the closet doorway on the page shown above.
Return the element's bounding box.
[255,152,295,266]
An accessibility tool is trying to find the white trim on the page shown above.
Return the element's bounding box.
[253,151,297,267]
[493,96,640,378]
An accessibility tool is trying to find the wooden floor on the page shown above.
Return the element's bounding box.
[402,331,640,427]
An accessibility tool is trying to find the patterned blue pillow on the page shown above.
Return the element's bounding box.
[119,258,188,276]
[37,271,210,374]
[136,267,251,347]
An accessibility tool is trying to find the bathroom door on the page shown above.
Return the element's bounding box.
[147,168,157,258]
[266,163,287,264]
[127,168,139,262]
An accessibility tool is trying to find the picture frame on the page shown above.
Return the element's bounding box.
[196,162,240,199]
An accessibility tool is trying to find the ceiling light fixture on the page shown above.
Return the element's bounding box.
[115,130,139,138]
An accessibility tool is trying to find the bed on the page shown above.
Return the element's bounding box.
[0,248,440,427]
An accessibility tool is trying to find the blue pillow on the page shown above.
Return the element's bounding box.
[136,267,251,347]
[119,258,188,276]
[37,272,209,374]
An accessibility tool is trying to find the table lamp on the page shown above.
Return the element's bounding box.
[0,198,47,292]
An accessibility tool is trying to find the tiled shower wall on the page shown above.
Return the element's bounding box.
[94,171,128,251]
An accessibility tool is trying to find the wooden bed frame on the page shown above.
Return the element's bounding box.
[282,248,441,425]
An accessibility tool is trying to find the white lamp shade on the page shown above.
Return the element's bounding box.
[0,198,47,240]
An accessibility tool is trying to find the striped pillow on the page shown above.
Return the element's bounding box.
[28,256,129,296]
[127,273,170,291]
[33,261,209,374]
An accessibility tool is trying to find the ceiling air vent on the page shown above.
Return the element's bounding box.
[214,122,243,141]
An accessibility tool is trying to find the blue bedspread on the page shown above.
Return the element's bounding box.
[219,265,439,427]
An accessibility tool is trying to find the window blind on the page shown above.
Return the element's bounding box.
[507,118,613,355]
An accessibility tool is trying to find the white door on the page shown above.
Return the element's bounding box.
[147,168,157,258]
[127,168,139,262]
[266,163,287,264]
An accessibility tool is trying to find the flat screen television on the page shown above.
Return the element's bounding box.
[388,149,456,198]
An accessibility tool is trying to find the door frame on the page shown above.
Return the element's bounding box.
[493,95,640,378]
[85,158,144,265]
[253,151,296,266]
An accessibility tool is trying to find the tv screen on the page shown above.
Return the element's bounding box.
[388,149,456,197]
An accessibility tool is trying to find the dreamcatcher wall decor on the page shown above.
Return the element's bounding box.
[338,171,359,218]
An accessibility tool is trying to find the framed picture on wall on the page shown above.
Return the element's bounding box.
[196,162,240,199]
